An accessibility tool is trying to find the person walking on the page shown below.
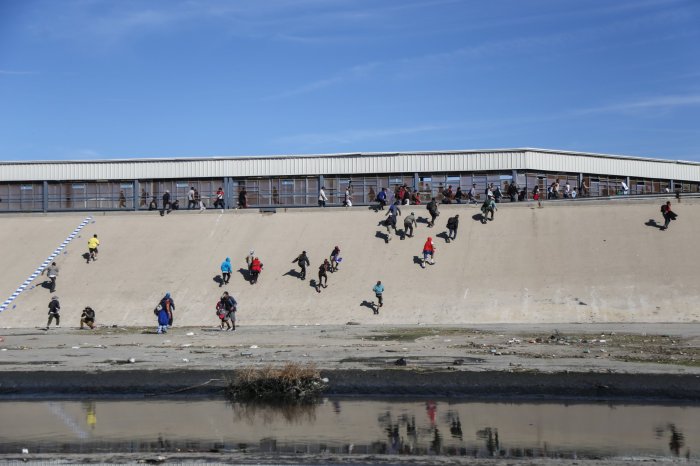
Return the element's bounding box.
[330,246,341,272]
[220,257,232,286]
[384,212,397,242]
[246,249,255,277]
[318,186,328,207]
[187,187,196,209]
[468,184,477,204]
[213,187,225,209]
[217,291,237,331]
[446,215,459,241]
[46,295,61,329]
[292,251,310,280]
[87,234,100,263]
[118,190,126,208]
[508,182,518,202]
[156,292,174,333]
[317,259,330,292]
[533,185,542,208]
[376,187,388,210]
[42,261,59,293]
[403,212,417,238]
[481,196,497,223]
[80,306,96,329]
[161,190,172,215]
[422,237,436,268]
[249,257,263,284]
[238,188,248,209]
[660,201,677,231]
[372,281,384,315]
[426,197,439,227]
[343,187,352,207]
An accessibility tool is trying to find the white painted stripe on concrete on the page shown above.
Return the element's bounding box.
[0,216,92,313]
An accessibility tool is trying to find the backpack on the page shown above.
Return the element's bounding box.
[660,205,666,213]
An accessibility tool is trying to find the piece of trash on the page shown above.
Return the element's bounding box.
[71,346,80,349]
[444,339,451,342]
[240,352,252,356]
[128,358,136,363]
[600,349,607,353]
[490,349,497,353]
[583,349,590,353]
[346,321,360,325]
[394,357,407,366]
[599,339,607,343]
[453,359,465,365]
[181,343,192,348]
[182,358,189,362]
[0,349,7,352]
[186,332,195,336]
[21,448,29,454]
[321,377,329,383]
[250,345,258,349]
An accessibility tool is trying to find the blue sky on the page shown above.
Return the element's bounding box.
[1,0,699,161]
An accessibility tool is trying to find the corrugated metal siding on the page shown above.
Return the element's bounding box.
[1,150,699,181]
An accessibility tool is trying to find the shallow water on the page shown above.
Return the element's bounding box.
[0,398,697,459]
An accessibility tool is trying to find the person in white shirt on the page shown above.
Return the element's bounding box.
[571,188,577,199]
[621,181,629,195]
[318,187,328,207]
[564,182,571,198]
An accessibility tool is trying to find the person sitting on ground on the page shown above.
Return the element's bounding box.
[148,197,158,211]
[454,187,464,204]
[250,257,263,284]
[80,306,96,329]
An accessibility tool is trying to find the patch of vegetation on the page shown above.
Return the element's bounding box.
[225,363,327,402]
[363,327,486,342]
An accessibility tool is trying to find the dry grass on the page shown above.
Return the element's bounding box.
[226,362,327,402]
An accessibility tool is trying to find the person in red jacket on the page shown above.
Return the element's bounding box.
[422,237,436,268]
[249,257,263,284]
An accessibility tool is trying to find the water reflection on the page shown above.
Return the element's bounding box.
[0,399,696,460]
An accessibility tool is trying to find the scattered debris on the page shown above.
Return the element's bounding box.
[394,357,407,366]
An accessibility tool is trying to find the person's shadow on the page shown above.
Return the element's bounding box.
[284,269,302,279]
[237,268,249,281]
[375,231,390,243]
[416,216,430,225]
[472,213,486,223]
[40,280,53,290]
[413,256,424,267]
[213,275,224,287]
[82,252,91,262]
[436,231,450,243]
[360,300,377,313]
[645,219,664,230]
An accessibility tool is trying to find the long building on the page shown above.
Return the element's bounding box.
[0,148,699,212]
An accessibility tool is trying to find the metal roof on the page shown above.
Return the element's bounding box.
[0,148,698,182]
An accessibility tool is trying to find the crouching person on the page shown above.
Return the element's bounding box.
[80,306,96,329]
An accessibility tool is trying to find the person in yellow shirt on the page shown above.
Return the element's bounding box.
[87,234,100,263]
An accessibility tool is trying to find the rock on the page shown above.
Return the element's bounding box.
[346,321,360,325]
[394,357,407,366]
[453,359,465,365]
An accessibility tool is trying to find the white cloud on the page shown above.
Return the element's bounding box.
[574,94,700,115]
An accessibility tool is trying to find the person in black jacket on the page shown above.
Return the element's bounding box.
[292,251,310,280]
[426,198,439,227]
[46,296,61,329]
[446,215,459,241]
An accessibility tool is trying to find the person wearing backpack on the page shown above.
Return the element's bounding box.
[426,197,439,227]
[446,215,459,241]
[661,201,677,230]
[156,292,174,334]
[42,262,59,293]
[250,257,263,284]
[217,291,237,331]
[403,212,417,238]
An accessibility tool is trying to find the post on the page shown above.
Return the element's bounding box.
[133,180,139,211]
[42,180,48,213]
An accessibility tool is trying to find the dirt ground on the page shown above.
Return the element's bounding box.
[1,323,699,398]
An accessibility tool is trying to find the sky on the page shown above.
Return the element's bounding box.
[0,0,699,162]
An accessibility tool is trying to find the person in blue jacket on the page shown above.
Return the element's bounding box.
[220,257,232,286]
[156,292,175,334]
[372,281,384,315]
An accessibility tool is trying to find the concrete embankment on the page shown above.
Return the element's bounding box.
[1,198,698,328]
